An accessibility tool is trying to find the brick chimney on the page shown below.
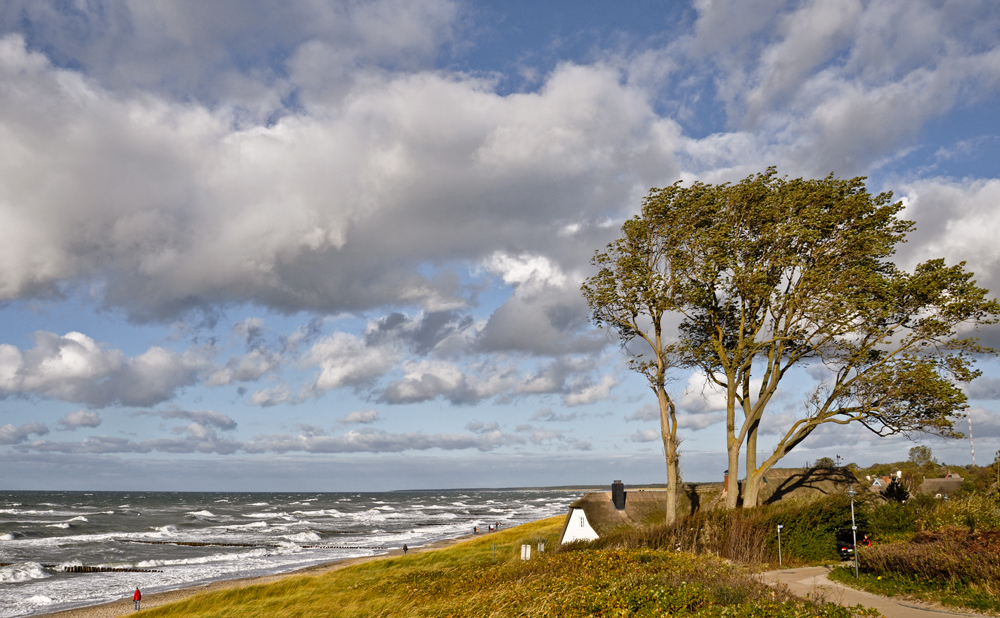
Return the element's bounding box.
[611,480,626,510]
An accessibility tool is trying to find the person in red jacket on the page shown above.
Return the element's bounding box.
[133,587,141,611]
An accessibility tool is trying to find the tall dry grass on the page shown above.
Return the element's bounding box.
[581,494,858,565]
[860,528,1000,594]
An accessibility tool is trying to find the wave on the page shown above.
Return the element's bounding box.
[282,532,321,543]
[0,562,51,583]
[242,512,295,520]
[45,523,71,529]
[292,509,342,517]
[136,547,270,568]
[187,510,217,519]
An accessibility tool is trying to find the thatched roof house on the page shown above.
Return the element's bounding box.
[559,482,668,544]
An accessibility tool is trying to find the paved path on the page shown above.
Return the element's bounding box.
[760,566,985,618]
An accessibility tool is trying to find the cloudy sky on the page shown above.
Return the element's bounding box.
[1,0,999,491]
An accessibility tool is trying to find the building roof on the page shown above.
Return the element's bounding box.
[560,490,667,540]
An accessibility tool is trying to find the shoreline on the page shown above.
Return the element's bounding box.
[32,534,475,618]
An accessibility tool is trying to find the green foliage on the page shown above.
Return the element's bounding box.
[829,565,1000,615]
[907,445,935,467]
[865,502,917,542]
[586,494,865,565]
[880,478,909,503]
[830,528,1000,614]
[925,492,1000,532]
[585,167,1000,510]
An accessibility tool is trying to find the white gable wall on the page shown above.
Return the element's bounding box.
[561,507,599,544]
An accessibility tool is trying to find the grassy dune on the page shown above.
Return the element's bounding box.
[137,516,877,618]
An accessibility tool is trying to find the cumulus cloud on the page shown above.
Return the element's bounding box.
[676,373,728,430]
[307,332,402,393]
[0,331,208,407]
[563,374,618,407]
[245,427,509,454]
[0,31,678,324]
[531,408,579,422]
[135,409,238,431]
[629,428,661,443]
[341,409,380,425]
[686,0,1000,177]
[26,424,242,455]
[0,422,49,445]
[625,403,659,423]
[58,410,101,430]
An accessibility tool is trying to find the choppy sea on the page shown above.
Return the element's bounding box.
[0,489,579,617]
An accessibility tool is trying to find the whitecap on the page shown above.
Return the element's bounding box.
[188,510,216,518]
[282,532,321,542]
[46,523,71,529]
[25,595,54,607]
[67,516,89,522]
[0,562,51,583]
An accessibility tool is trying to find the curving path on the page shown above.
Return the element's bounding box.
[760,566,987,618]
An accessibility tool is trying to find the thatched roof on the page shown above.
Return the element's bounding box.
[560,490,668,539]
[918,477,963,496]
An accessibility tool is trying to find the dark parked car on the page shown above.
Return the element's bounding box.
[836,530,855,560]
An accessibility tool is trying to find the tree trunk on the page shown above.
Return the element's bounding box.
[725,440,740,509]
[658,386,679,525]
[741,419,760,508]
[742,469,762,508]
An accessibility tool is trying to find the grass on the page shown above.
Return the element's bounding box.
[138,516,879,618]
[827,527,1000,616]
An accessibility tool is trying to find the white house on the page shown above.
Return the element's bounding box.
[561,507,600,543]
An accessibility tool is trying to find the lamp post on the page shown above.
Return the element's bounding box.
[777,524,784,567]
[846,486,858,578]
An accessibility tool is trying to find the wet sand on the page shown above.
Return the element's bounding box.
[33,535,473,618]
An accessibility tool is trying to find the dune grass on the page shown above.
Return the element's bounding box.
[138,516,878,618]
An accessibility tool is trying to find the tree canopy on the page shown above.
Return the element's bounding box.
[586,168,999,509]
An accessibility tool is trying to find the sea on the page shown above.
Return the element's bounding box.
[0,489,580,617]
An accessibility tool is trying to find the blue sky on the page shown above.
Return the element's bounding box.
[1,0,1000,491]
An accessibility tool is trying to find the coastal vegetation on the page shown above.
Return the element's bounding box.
[138,516,877,618]
[583,168,1000,516]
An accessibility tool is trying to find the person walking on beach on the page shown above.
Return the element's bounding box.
[403,544,408,554]
[133,587,142,611]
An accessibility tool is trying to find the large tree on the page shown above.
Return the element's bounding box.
[592,168,999,510]
[582,213,687,524]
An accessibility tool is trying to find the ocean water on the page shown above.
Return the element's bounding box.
[0,489,579,617]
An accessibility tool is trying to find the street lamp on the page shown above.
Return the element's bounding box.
[777,524,784,567]
[846,486,858,578]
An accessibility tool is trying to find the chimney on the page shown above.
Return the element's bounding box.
[611,480,626,510]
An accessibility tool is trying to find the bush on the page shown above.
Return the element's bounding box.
[582,494,864,565]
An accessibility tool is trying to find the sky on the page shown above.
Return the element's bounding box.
[1,0,1000,491]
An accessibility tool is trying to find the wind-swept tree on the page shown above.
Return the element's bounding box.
[591,168,999,510]
[582,214,687,524]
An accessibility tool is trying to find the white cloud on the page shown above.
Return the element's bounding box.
[58,410,101,430]
[625,403,659,423]
[0,331,208,407]
[308,333,401,392]
[562,374,618,406]
[629,428,661,443]
[0,422,49,445]
[341,409,380,425]
[0,33,679,325]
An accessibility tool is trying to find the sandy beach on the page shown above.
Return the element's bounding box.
[32,535,473,618]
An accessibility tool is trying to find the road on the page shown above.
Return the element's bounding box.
[760,566,987,618]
